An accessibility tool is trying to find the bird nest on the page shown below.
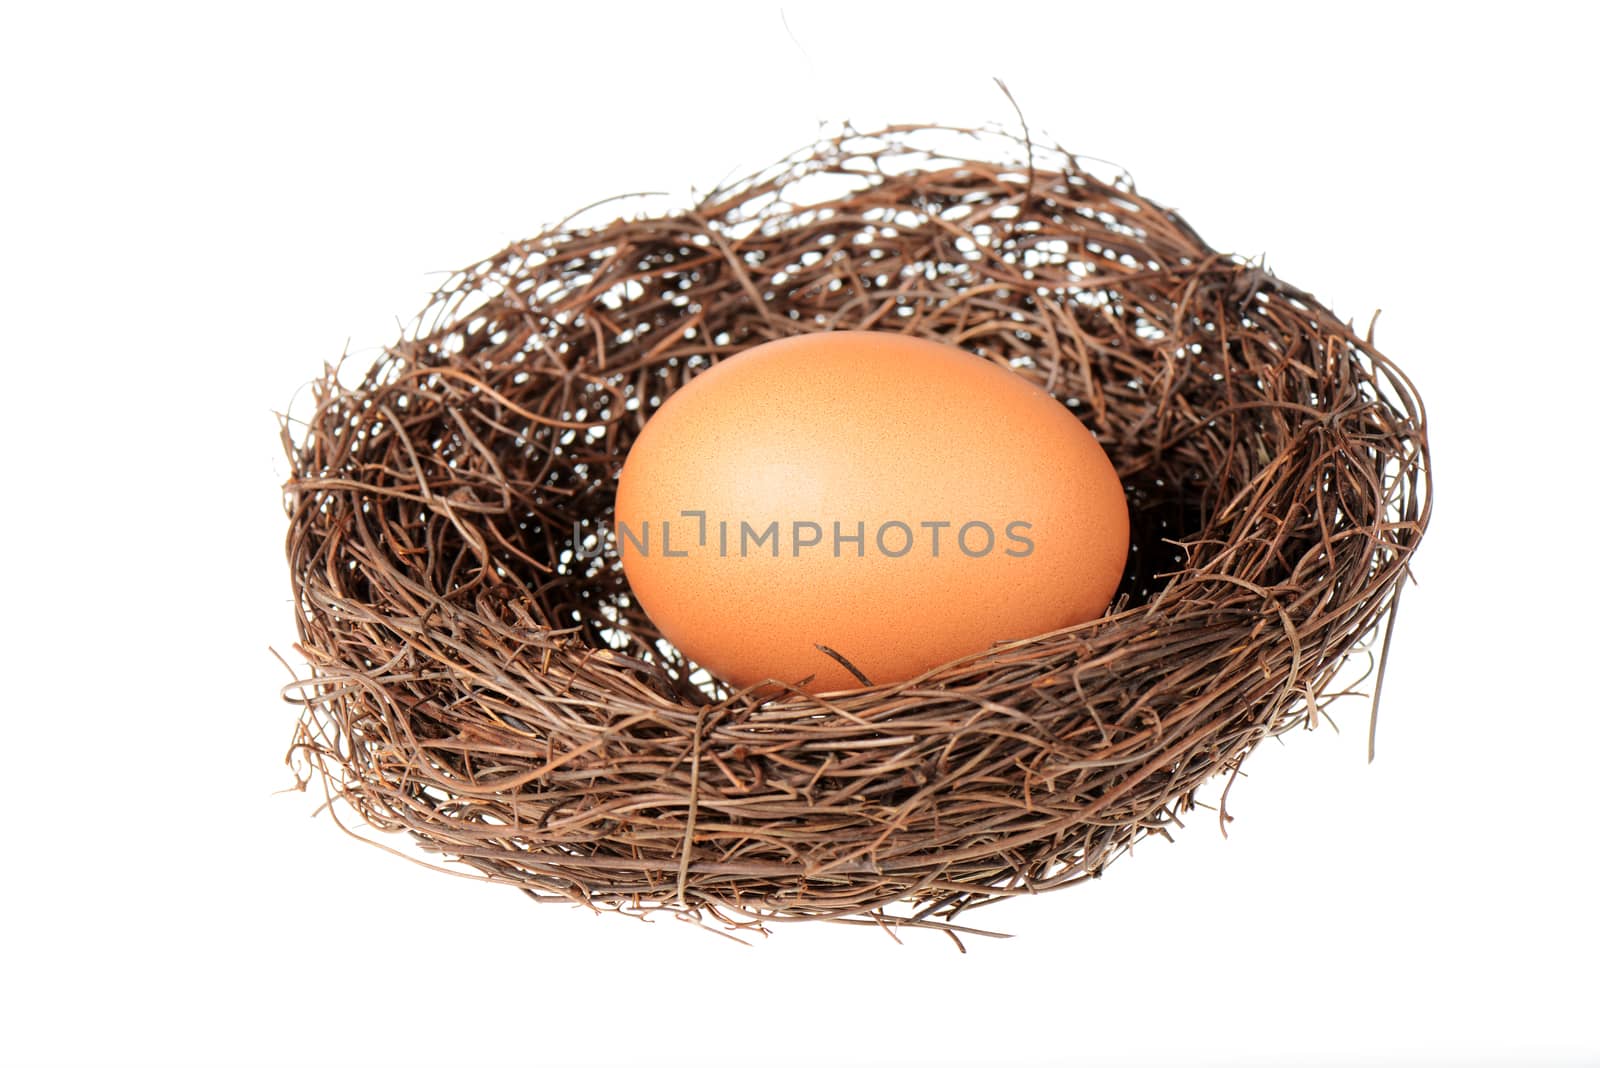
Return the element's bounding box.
[281,124,1431,943]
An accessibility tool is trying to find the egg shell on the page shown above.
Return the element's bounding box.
[612,330,1129,692]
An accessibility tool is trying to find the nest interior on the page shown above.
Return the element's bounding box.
[282,125,1430,939]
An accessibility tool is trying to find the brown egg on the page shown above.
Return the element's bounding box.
[612,330,1128,692]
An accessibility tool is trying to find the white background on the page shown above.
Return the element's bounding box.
[3,2,1596,1065]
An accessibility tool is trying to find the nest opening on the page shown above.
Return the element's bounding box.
[283,125,1429,938]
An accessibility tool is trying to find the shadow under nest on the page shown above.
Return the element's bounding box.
[281,125,1430,942]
